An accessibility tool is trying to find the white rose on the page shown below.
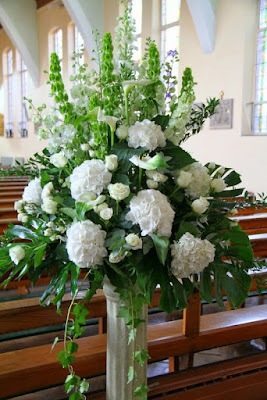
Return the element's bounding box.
[44,228,53,237]
[127,120,166,151]
[18,213,28,223]
[50,153,68,168]
[177,171,193,188]
[211,178,226,193]
[109,252,126,263]
[146,170,168,183]
[116,125,128,140]
[9,246,25,265]
[94,202,108,213]
[125,234,142,250]
[100,207,113,220]
[126,189,175,237]
[41,199,58,215]
[41,182,53,201]
[70,159,112,199]
[81,143,90,151]
[105,155,118,171]
[14,200,24,211]
[108,183,130,201]
[66,220,107,268]
[192,197,210,214]
[23,178,42,205]
[146,179,159,189]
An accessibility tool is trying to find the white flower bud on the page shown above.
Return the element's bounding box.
[41,199,58,215]
[230,208,238,215]
[50,153,68,168]
[177,171,193,188]
[94,202,108,213]
[208,162,216,170]
[89,150,96,157]
[146,179,159,189]
[89,138,95,147]
[230,221,239,228]
[116,125,128,140]
[14,200,24,211]
[81,143,90,151]
[125,234,142,250]
[211,178,226,193]
[46,221,55,228]
[41,182,53,201]
[192,197,210,214]
[57,226,66,233]
[44,228,53,236]
[105,154,118,171]
[108,183,130,201]
[18,213,28,223]
[217,167,225,176]
[109,252,126,263]
[50,234,58,241]
[9,246,25,265]
[146,170,168,183]
[100,207,113,220]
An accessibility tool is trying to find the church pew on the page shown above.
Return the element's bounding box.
[0,302,266,399]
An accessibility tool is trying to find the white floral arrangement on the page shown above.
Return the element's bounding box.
[0,2,257,399]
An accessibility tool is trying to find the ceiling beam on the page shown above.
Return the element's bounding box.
[62,0,103,63]
[186,0,218,53]
[0,0,39,86]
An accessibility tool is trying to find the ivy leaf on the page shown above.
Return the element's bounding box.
[133,349,151,366]
[151,234,169,265]
[64,374,80,394]
[34,244,47,268]
[127,366,135,384]
[79,379,90,393]
[69,392,84,400]
[67,341,79,356]
[57,350,75,368]
[117,306,132,325]
[128,328,137,344]
[134,383,150,399]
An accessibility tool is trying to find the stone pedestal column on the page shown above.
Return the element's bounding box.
[103,277,148,400]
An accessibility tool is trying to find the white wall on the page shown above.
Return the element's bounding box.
[180,0,267,195]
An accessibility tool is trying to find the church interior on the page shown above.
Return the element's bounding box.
[0,0,266,399]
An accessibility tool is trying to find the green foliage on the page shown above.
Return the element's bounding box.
[151,234,170,265]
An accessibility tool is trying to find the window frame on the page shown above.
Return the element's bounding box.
[6,49,14,138]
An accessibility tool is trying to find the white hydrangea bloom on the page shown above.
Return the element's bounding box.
[22,178,42,205]
[176,171,193,188]
[125,189,175,237]
[66,220,107,268]
[182,163,211,199]
[70,160,112,199]
[127,120,166,151]
[171,232,215,278]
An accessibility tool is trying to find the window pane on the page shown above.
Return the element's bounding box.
[162,0,181,26]
[133,36,142,64]
[259,0,267,29]
[54,29,63,61]
[132,0,142,35]
[74,25,84,73]
[253,103,267,133]
[7,50,13,74]
[161,25,180,60]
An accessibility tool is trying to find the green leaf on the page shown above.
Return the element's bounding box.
[117,306,132,325]
[220,230,250,246]
[113,172,131,185]
[171,276,188,310]
[79,379,90,393]
[146,153,169,169]
[128,327,137,344]
[162,143,196,170]
[151,234,169,265]
[8,225,37,240]
[127,366,135,384]
[134,383,150,399]
[57,350,75,368]
[176,221,200,240]
[69,392,84,400]
[224,170,241,187]
[133,349,151,366]
[34,244,47,268]
[61,207,77,220]
[67,341,78,356]
[153,114,170,130]
[199,268,213,303]
[65,374,80,394]
[213,188,243,198]
[111,142,146,172]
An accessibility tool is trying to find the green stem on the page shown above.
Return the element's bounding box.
[111,128,115,147]
[125,94,130,126]
[138,168,143,191]
[116,200,119,216]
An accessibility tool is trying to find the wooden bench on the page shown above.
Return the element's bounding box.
[0,302,266,399]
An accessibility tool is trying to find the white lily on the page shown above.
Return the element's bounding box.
[97,108,119,132]
[122,79,152,96]
[77,192,106,207]
[130,153,169,170]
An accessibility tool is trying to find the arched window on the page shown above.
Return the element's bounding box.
[6,49,13,138]
[253,0,267,134]
[131,0,142,64]
[18,57,28,138]
[53,28,63,70]
[160,0,180,62]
